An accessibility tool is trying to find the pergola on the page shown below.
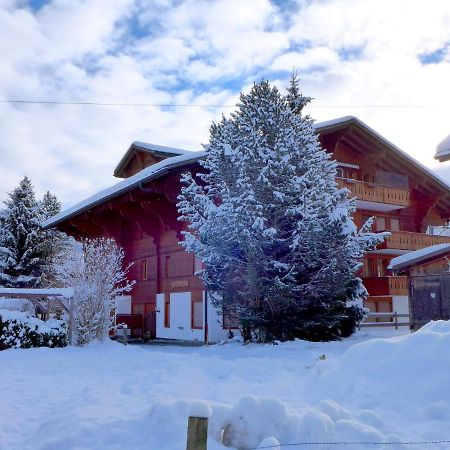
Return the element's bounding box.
[0,288,75,344]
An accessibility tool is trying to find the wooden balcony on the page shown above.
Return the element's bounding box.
[379,231,450,251]
[363,276,408,296]
[336,178,410,208]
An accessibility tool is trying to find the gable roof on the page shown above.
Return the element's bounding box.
[113,141,198,178]
[388,244,450,272]
[314,116,450,195]
[42,151,205,229]
[42,116,450,230]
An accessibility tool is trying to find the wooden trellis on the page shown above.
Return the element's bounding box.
[0,288,75,345]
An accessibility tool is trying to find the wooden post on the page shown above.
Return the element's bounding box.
[186,416,208,450]
[394,311,398,330]
[68,298,74,346]
[121,325,128,345]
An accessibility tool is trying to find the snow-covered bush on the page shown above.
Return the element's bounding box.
[55,238,133,346]
[178,76,387,342]
[0,309,67,350]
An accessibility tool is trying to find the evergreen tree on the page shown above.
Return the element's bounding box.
[178,78,388,342]
[0,177,43,287]
[38,191,70,285]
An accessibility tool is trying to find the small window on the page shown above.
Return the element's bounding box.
[194,256,203,274]
[192,301,203,329]
[165,255,171,277]
[336,167,344,178]
[141,260,148,280]
[376,217,387,231]
[164,295,170,328]
[390,218,400,232]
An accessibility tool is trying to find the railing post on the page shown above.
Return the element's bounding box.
[68,298,74,346]
[186,416,208,450]
[394,311,398,330]
[121,325,128,345]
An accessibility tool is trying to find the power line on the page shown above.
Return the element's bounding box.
[0,99,429,108]
[250,439,450,449]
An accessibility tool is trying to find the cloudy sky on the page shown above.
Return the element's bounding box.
[1,0,450,208]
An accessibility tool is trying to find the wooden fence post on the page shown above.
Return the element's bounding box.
[68,298,74,346]
[186,416,208,450]
[122,325,128,345]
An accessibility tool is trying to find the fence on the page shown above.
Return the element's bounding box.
[185,416,450,449]
[361,311,410,330]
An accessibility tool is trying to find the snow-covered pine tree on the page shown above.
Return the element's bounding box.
[38,191,70,285]
[178,77,388,342]
[0,177,44,288]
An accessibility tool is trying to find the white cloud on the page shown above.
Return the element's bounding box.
[0,0,450,209]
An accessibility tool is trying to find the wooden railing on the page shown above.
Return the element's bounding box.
[380,231,450,251]
[336,178,410,207]
[361,312,410,329]
[363,276,408,296]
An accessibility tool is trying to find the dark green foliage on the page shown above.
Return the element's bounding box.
[0,314,67,350]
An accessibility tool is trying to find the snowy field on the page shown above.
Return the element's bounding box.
[1,325,450,450]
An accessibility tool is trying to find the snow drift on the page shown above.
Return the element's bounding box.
[1,324,450,449]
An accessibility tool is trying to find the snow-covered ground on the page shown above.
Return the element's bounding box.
[1,325,450,450]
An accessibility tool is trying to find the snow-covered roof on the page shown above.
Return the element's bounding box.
[314,116,450,194]
[0,287,74,298]
[435,134,450,162]
[42,151,205,229]
[43,116,450,231]
[113,141,198,177]
[388,244,450,272]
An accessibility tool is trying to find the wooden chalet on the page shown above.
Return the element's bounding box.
[43,117,450,341]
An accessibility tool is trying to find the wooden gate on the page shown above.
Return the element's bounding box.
[410,273,450,330]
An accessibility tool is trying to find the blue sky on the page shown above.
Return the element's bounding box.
[1,0,450,206]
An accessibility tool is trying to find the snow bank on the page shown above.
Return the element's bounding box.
[2,325,450,449]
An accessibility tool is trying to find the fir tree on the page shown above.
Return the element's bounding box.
[38,191,70,285]
[178,77,388,342]
[0,177,43,287]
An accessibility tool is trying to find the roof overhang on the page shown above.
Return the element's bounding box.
[43,116,450,231]
[435,134,450,162]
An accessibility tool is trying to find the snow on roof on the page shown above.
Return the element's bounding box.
[131,142,196,155]
[42,151,205,229]
[388,243,450,272]
[113,141,198,177]
[0,287,74,298]
[44,116,450,231]
[435,134,450,161]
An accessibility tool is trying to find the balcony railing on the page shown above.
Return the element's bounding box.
[363,276,408,296]
[379,231,450,251]
[336,178,410,207]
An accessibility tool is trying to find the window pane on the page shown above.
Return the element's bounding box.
[390,218,400,232]
[192,301,203,329]
[376,217,387,231]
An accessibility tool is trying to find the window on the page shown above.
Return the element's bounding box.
[336,167,344,178]
[141,260,148,280]
[390,218,400,232]
[376,217,387,231]
[192,301,203,329]
[165,255,171,277]
[164,295,170,328]
[194,256,203,274]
